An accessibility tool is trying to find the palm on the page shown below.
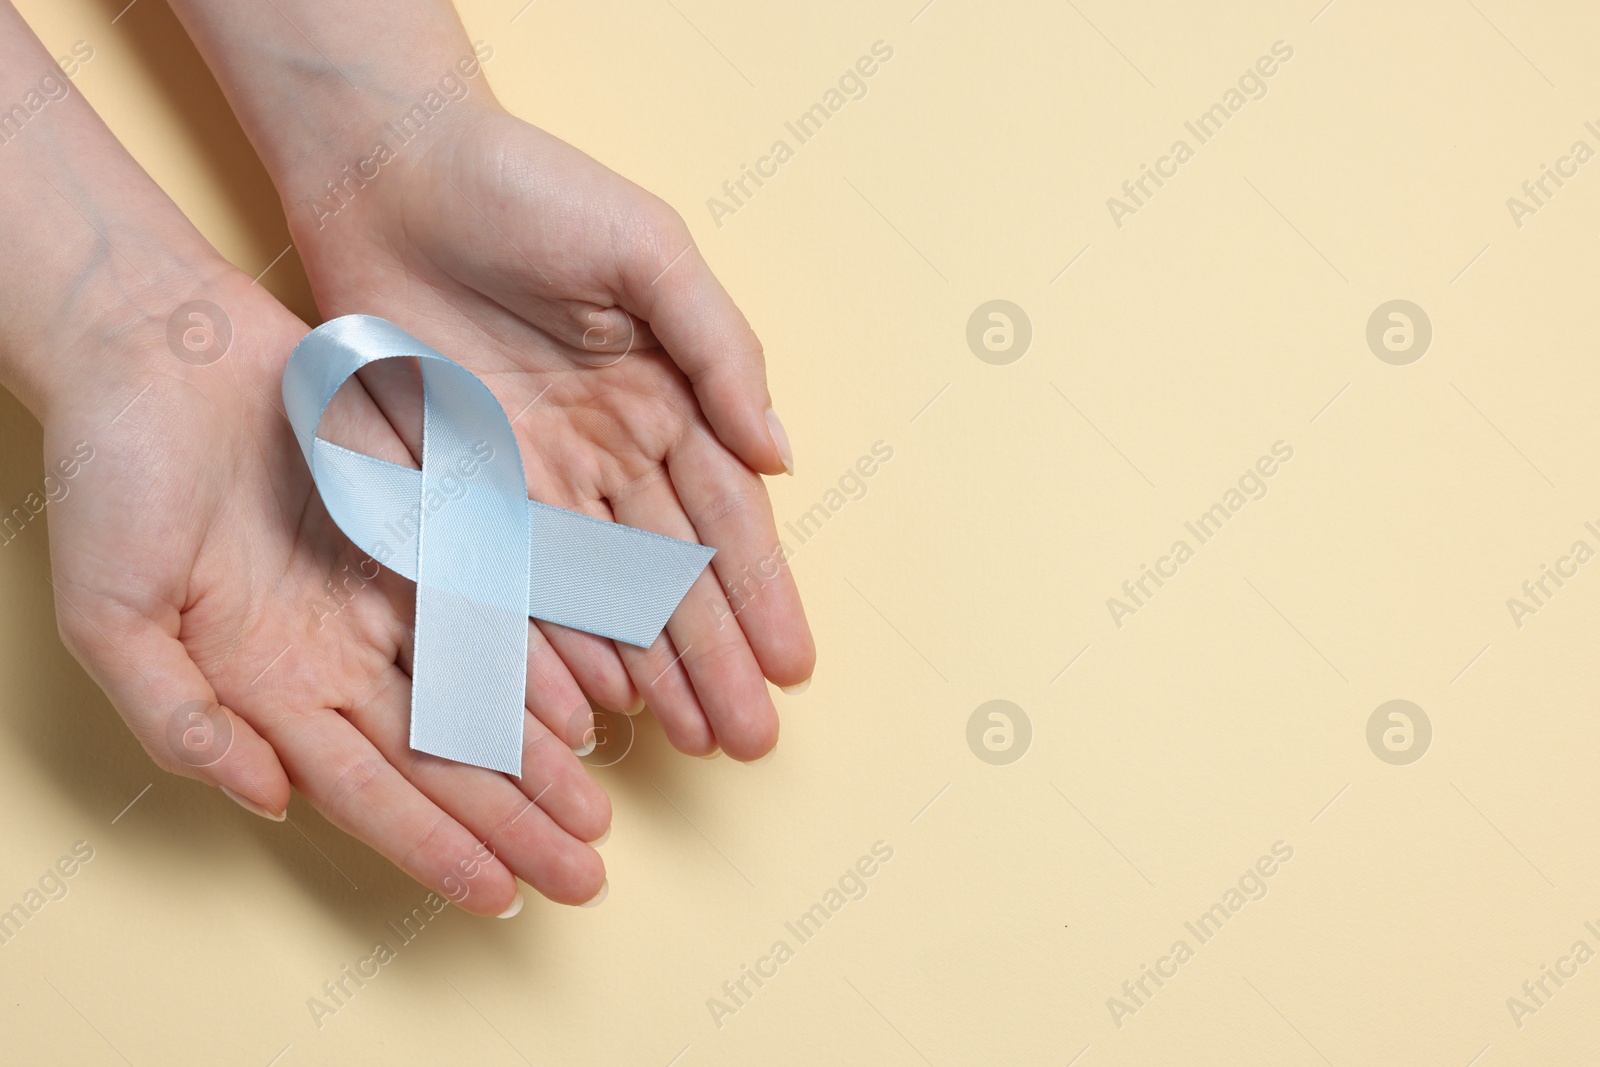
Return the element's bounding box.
[290,110,814,762]
[47,273,607,913]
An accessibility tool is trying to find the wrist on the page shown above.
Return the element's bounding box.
[276,54,505,241]
[165,0,504,238]
[0,1,244,420]
[3,239,239,423]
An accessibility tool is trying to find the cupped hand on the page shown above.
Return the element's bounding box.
[289,106,815,761]
[43,265,609,914]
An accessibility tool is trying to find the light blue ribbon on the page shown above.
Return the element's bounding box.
[284,315,714,776]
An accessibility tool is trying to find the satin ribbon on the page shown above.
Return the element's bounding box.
[284,315,714,775]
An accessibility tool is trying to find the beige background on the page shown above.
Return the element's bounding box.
[3,0,1599,1063]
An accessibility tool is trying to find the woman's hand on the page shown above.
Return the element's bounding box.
[42,265,613,915]
[0,0,611,912]
[290,107,816,761]
[166,0,816,761]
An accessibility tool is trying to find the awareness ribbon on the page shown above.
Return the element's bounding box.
[283,315,714,776]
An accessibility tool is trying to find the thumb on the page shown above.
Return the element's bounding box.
[618,216,794,477]
[55,593,292,820]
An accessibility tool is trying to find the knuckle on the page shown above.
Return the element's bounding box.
[645,194,689,239]
[399,812,466,879]
[637,200,693,272]
[573,305,635,354]
[324,752,387,812]
[605,464,671,508]
[521,733,562,781]
[685,635,746,675]
[53,607,95,660]
[696,485,756,529]
[485,796,539,850]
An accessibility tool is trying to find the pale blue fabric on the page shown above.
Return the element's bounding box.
[284,316,714,775]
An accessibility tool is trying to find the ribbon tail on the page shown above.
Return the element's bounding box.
[407,358,532,777]
[526,500,715,648]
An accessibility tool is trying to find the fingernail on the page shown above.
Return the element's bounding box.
[589,826,611,847]
[623,697,646,716]
[497,890,525,919]
[765,408,794,476]
[573,733,597,757]
[746,748,776,766]
[700,747,723,760]
[780,678,811,695]
[222,786,285,822]
[580,879,609,908]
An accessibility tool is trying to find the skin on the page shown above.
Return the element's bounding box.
[1,0,813,915]
[167,0,816,761]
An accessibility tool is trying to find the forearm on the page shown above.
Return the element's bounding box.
[0,2,220,419]
[166,0,500,234]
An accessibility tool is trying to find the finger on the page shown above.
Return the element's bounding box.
[255,687,522,916]
[342,671,607,905]
[525,622,595,749]
[536,619,639,713]
[608,472,778,761]
[616,629,716,755]
[54,595,291,820]
[667,424,814,687]
[616,219,791,477]
[520,712,612,844]
[569,478,715,752]
[574,460,713,755]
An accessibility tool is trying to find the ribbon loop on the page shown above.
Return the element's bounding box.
[285,315,714,775]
